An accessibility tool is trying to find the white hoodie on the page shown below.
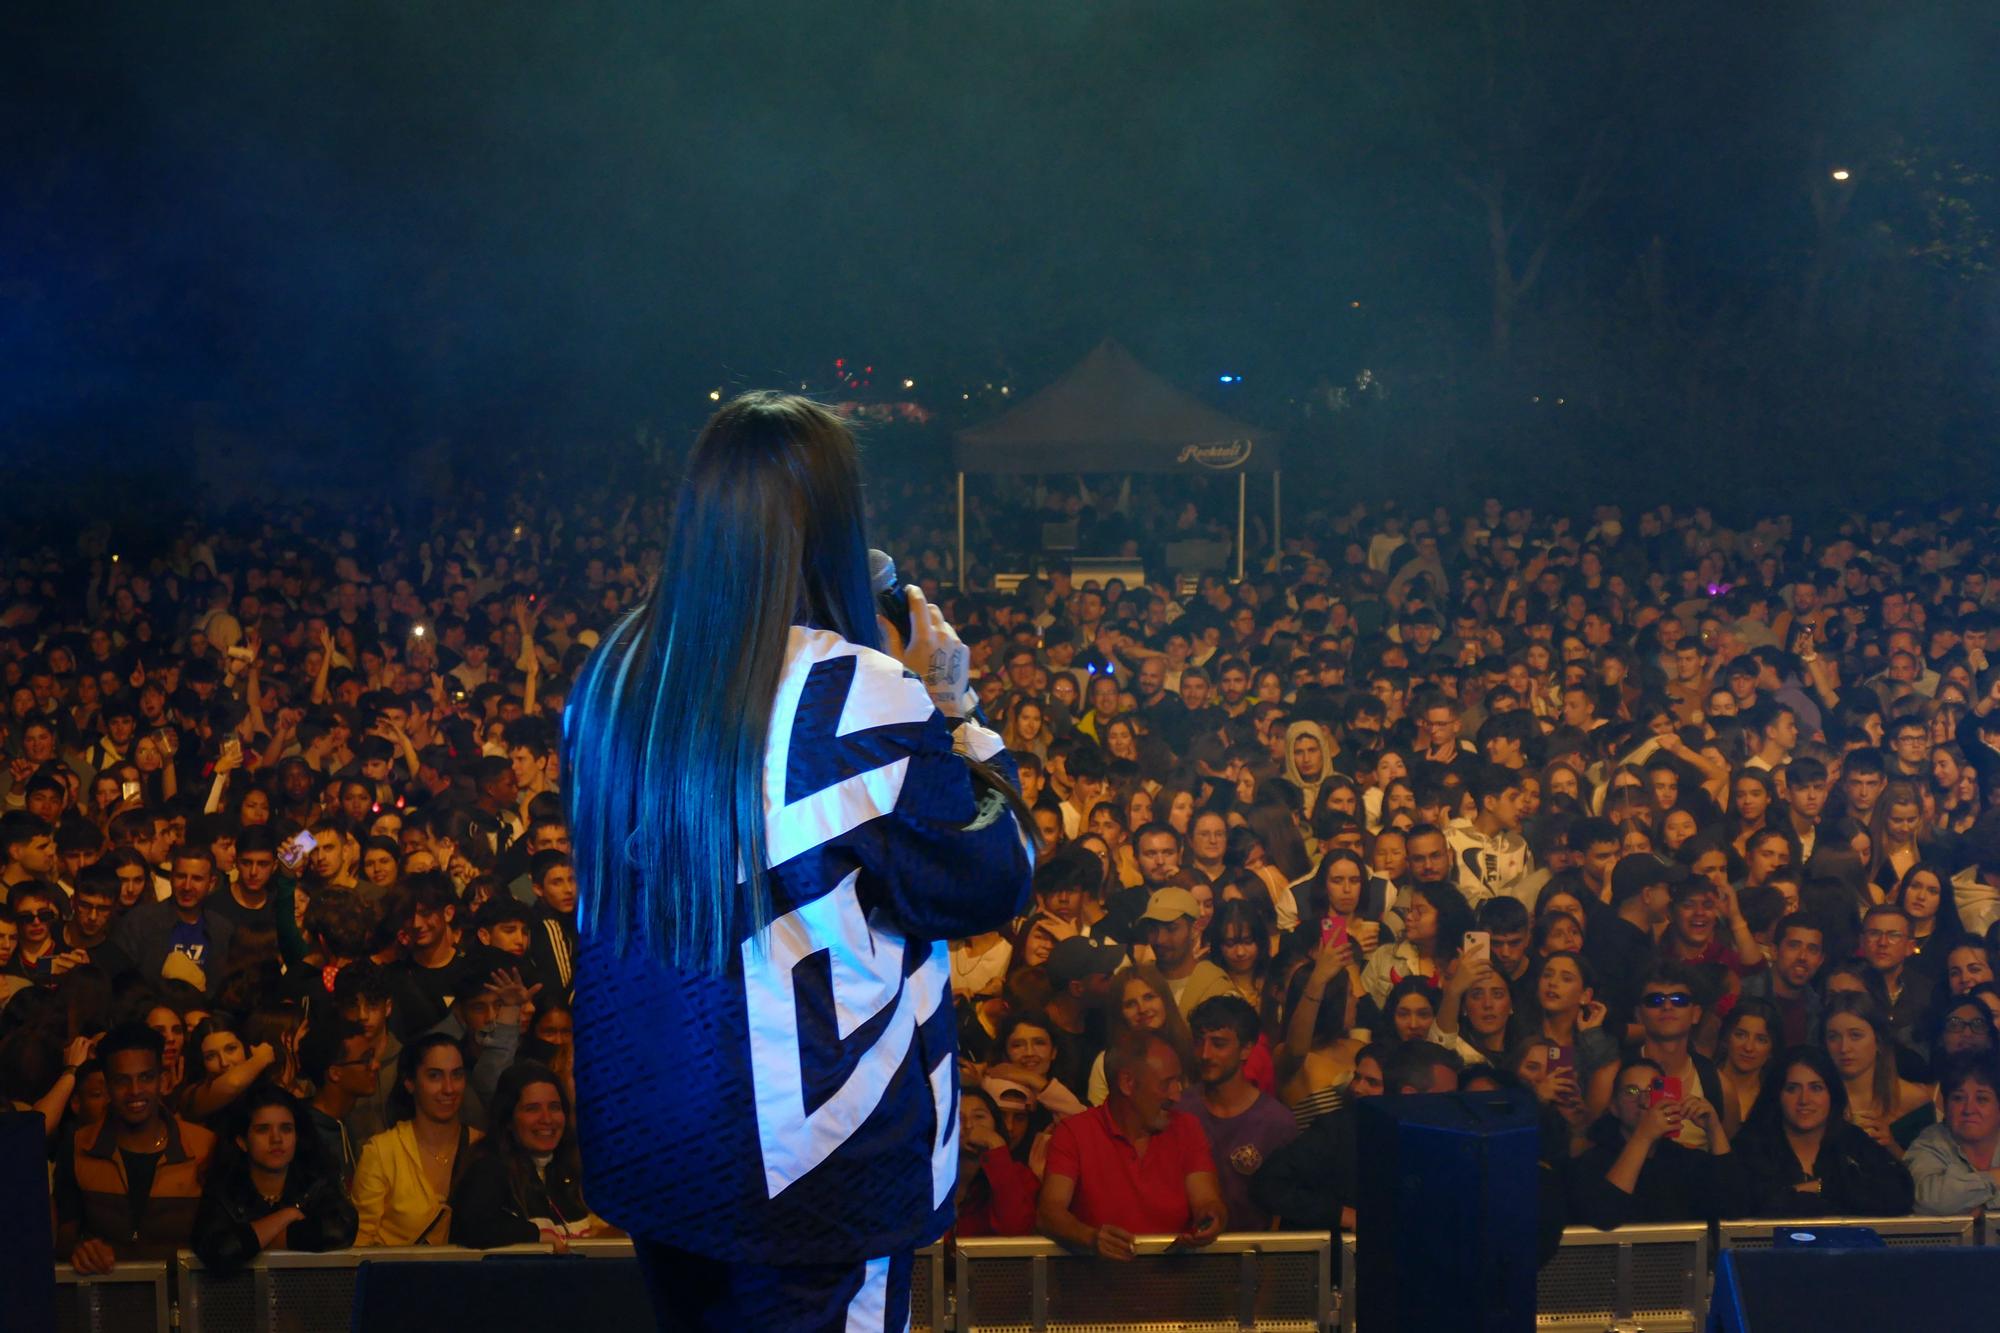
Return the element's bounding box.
[1444,818,1534,904]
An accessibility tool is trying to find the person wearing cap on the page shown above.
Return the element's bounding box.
[1587,854,1683,1040]
[1143,886,1234,1021]
[1045,935,1122,1096]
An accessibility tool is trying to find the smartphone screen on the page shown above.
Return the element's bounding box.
[120,780,141,802]
[277,829,316,872]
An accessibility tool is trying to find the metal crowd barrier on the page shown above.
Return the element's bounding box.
[1531,1224,1709,1332]
[1717,1213,1981,1251]
[52,1262,170,1333]
[73,1215,1983,1333]
[953,1232,1334,1332]
[1337,1224,1706,1332]
[913,1240,945,1331]
[175,1241,948,1333]
[179,1244,490,1333]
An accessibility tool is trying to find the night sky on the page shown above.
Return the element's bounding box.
[2,1,1994,506]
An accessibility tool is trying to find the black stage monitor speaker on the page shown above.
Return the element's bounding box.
[1713,1245,2000,1332]
[1355,1088,1540,1333]
[350,1254,652,1333]
[0,1111,56,1333]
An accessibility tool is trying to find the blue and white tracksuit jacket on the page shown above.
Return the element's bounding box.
[571,626,1034,1264]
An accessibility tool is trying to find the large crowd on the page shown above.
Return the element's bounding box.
[8,481,2000,1287]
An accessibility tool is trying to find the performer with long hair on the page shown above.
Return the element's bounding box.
[563,391,1034,1331]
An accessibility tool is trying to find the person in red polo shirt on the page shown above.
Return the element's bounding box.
[1036,1030,1225,1260]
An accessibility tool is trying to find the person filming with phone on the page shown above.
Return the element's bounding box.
[1571,1055,1746,1228]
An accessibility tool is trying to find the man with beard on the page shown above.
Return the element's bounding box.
[1176,996,1297,1231]
[1737,914,1827,1047]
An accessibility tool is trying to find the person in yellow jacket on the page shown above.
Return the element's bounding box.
[351,1033,483,1245]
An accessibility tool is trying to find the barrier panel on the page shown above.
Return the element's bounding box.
[176,1241,948,1333]
[913,1240,945,1331]
[181,1245,519,1333]
[954,1232,1334,1332]
[1339,1225,1705,1333]
[112,1217,1979,1333]
[1531,1224,1708,1332]
[1717,1214,1979,1252]
[52,1263,169,1333]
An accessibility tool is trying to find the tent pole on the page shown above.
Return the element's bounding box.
[1236,472,1246,582]
[956,472,966,591]
[1273,471,1282,557]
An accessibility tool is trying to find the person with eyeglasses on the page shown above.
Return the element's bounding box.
[295,1015,381,1188]
[1627,964,1730,1146]
[1858,902,1933,1055]
[1926,997,1997,1084]
[1570,1055,1746,1229]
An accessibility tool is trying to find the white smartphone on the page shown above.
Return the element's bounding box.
[1462,930,1491,964]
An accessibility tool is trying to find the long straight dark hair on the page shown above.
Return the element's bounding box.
[477,1060,587,1224]
[563,392,882,973]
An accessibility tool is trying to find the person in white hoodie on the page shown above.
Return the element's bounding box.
[1445,764,1534,905]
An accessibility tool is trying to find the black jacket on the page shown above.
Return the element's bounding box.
[448,1146,589,1249]
[1570,1117,1750,1229]
[1250,1104,1357,1232]
[1735,1120,1915,1219]
[527,907,577,1003]
[191,1166,357,1278]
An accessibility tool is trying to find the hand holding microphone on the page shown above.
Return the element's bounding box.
[872,548,969,717]
[899,586,969,717]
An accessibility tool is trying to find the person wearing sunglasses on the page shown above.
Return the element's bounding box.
[6,880,69,981]
[1629,965,1731,1147]
[1570,1056,1746,1230]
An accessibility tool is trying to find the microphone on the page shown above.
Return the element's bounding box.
[869,549,914,645]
